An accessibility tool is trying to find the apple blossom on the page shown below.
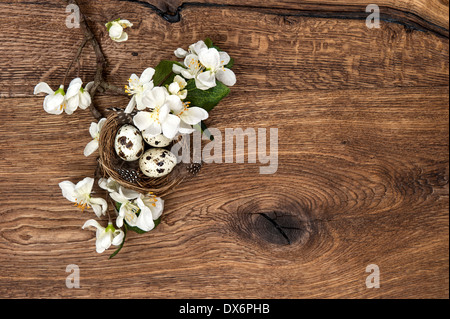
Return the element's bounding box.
[82,220,124,254]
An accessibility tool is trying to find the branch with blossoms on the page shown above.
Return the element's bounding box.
[33,2,236,258]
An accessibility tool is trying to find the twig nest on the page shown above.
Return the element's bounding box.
[139,149,177,178]
[142,132,173,148]
[99,113,200,197]
[114,125,144,161]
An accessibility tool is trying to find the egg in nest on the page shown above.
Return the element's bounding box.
[139,148,178,178]
[114,125,145,162]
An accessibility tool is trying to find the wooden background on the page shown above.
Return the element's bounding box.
[0,0,448,299]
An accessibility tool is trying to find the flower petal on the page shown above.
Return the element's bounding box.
[135,206,155,232]
[82,219,104,231]
[152,198,164,220]
[174,75,187,89]
[79,91,91,109]
[165,95,184,113]
[125,95,137,114]
[66,78,82,99]
[84,139,99,157]
[133,111,154,131]
[172,64,186,75]
[75,177,94,196]
[153,87,169,106]
[65,96,79,114]
[119,19,133,28]
[178,121,195,134]
[143,121,162,137]
[112,229,125,246]
[174,48,188,58]
[190,40,207,55]
[216,68,237,87]
[59,181,77,202]
[135,93,147,111]
[168,82,180,95]
[88,122,98,138]
[98,177,120,193]
[89,197,108,217]
[116,215,124,228]
[44,94,65,114]
[97,118,107,132]
[109,191,127,204]
[139,68,155,85]
[180,106,209,125]
[181,69,195,79]
[219,51,231,66]
[96,230,112,253]
[114,31,128,42]
[158,104,170,123]
[161,114,181,140]
[109,23,123,38]
[196,71,216,90]
[198,48,221,70]
[178,90,188,100]
[119,186,140,200]
[34,82,54,95]
[42,95,63,115]
[84,81,94,92]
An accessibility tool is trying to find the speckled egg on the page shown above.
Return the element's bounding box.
[139,148,177,178]
[114,125,145,162]
[142,132,173,148]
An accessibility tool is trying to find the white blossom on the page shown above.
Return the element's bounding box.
[59,177,108,218]
[124,68,155,114]
[84,118,106,157]
[34,82,66,115]
[106,19,132,42]
[133,87,181,139]
[82,220,124,254]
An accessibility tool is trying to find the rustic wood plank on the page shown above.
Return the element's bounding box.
[1,2,448,97]
[0,0,448,299]
[115,0,450,34]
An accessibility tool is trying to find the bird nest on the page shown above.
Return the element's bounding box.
[98,111,201,197]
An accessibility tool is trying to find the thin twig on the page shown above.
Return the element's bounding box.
[100,82,128,96]
[77,58,81,78]
[65,0,130,120]
[66,0,105,120]
[63,38,87,87]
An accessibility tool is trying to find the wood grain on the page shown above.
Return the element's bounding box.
[0,0,448,299]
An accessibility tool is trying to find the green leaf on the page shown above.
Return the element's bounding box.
[185,79,230,112]
[153,60,184,86]
[109,224,127,259]
[204,38,218,50]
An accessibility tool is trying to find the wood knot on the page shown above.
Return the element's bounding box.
[229,196,321,249]
[252,212,308,246]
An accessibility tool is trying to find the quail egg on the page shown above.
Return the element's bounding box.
[114,125,145,162]
[142,132,173,148]
[139,148,178,178]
